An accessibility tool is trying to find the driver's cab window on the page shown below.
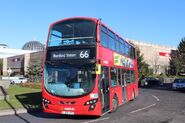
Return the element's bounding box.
[100,67,109,82]
[111,67,117,87]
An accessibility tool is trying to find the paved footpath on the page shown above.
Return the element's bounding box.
[0,108,27,116]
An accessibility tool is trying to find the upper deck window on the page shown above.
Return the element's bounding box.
[125,42,130,56]
[108,30,115,51]
[115,35,119,53]
[100,25,108,47]
[48,19,96,47]
[101,25,107,33]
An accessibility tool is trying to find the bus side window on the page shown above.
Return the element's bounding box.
[101,31,108,47]
[108,30,115,51]
[120,43,124,55]
[131,70,136,83]
[131,47,136,59]
[128,45,132,58]
[110,67,117,87]
[117,68,121,86]
[121,69,125,85]
[115,35,120,53]
[126,70,131,84]
[100,26,108,47]
[125,47,129,57]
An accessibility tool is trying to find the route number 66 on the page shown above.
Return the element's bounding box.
[80,51,89,58]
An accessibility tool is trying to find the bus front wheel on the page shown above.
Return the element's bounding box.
[112,96,118,112]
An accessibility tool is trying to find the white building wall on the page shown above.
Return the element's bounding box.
[129,39,176,74]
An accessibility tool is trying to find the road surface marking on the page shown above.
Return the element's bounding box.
[101,110,110,116]
[81,117,110,123]
[129,103,156,114]
[152,95,160,101]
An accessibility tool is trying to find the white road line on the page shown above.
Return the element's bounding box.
[152,95,160,101]
[81,117,110,123]
[129,103,156,114]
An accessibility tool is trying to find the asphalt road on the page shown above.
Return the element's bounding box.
[0,87,185,123]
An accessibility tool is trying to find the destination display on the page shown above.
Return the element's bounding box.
[50,49,90,60]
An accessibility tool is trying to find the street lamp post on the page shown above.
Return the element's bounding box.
[7,67,12,83]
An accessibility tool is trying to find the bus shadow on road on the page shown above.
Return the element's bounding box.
[32,112,99,120]
[15,92,99,120]
[15,92,42,113]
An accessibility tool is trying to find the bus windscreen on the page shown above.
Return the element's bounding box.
[48,19,96,47]
[44,63,96,97]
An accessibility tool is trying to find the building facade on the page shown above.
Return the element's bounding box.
[1,41,44,76]
[2,51,44,76]
[129,39,176,74]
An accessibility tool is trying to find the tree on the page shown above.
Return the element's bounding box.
[178,38,185,66]
[137,48,153,79]
[170,37,185,75]
[26,62,42,82]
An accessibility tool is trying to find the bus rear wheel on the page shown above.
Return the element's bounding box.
[112,96,118,112]
[131,91,135,101]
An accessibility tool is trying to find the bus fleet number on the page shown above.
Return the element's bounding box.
[80,51,89,58]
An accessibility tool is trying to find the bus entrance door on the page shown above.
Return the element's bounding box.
[100,66,110,113]
[122,70,127,103]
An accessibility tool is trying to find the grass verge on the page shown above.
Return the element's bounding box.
[0,85,41,111]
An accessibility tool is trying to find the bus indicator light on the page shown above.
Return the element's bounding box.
[90,93,98,99]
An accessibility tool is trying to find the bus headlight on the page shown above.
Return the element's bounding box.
[42,98,51,108]
[84,99,98,111]
[84,99,98,105]
[89,104,96,111]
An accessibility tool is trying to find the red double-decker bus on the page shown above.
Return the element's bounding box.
[42,17,138,116]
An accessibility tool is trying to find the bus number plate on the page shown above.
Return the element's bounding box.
[61,111,75,115]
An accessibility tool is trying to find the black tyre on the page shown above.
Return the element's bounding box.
[112,96,118,112]
[131,91,135,101]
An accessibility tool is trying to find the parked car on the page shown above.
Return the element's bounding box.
[172,78,185,90]
[140,77,161,87]
[10,77,28,84]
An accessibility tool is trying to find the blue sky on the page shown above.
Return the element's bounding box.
[0,0,185,49]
